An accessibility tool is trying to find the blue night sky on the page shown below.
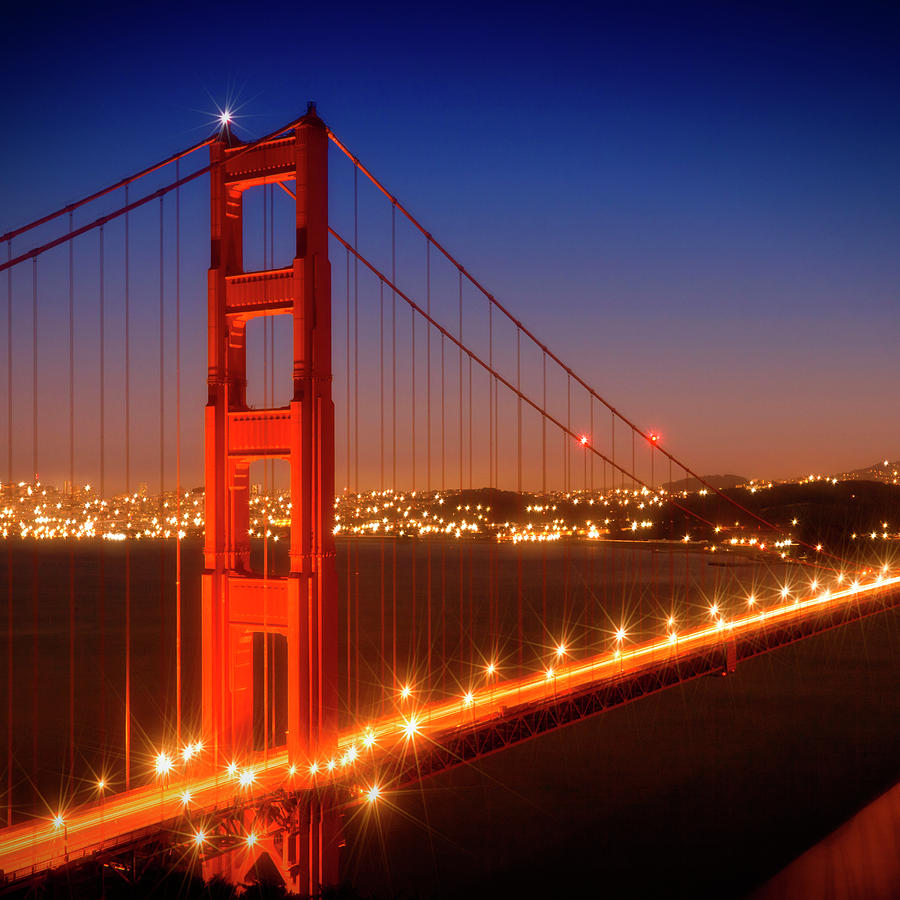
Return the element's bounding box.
[2,0,899,490]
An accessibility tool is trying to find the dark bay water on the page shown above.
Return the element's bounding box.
[1,538,899,897]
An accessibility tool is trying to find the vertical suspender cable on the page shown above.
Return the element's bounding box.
[268,184,275,747]
[175,162,182,748]
[542,353,547,493]
[345,248,351,706]
[30,258,38,789]
[563,374,570,625]
[566,374,571,493]
[379,281,385,709]
[263,185,270,755]
[488,304,493,488]
[99,227,107,763]
[345,248,351,493]
[488,304,495,655]
[467,358,472,491]
[457,271,463,667]
[391,203,397,490]
[425,240,431,683]
[5,240,11,826]
[391,204,397,690]
[124,185,131,788]
[588,395,594,636]
[425,241,431,489]
[32,259,37,481]
[158,197,165,727]
[353,166,360,712]
[67,213,75,782]
[457,270,463,491]
[410,298,416,672]
[440,328,446,674]
[517,328,522,670]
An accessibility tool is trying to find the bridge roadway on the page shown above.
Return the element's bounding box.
[2,573,899,884]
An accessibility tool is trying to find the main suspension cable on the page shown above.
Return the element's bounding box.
[0,136,215,244]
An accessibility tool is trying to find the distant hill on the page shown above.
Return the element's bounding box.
[834,459,900,485]
[661,474,748,493]
[652,479,900,552]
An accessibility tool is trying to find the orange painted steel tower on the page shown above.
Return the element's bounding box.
[202,104,339,883]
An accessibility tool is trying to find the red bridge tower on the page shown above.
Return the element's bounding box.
[202,103,339,888]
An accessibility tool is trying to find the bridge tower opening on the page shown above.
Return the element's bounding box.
[202,103,339,889]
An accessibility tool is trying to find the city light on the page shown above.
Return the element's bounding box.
[154,752,174,778]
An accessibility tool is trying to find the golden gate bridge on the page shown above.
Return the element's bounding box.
[0,104,897,894]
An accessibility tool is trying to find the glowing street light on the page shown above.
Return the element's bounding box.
[366,784,382,804]
[154,752,174,779]
[402,715,420,740]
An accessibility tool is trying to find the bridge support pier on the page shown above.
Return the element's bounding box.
[200,794,340,895]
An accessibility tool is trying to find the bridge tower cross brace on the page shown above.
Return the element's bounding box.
[202,104,338,785]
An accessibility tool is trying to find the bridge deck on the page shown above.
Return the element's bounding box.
[2,575,898,885]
